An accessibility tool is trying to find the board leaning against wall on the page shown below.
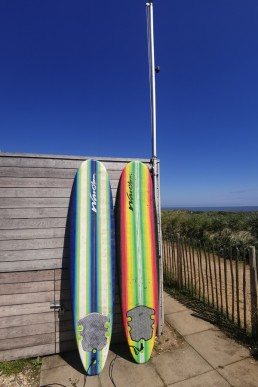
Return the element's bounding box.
[0,152,163,361]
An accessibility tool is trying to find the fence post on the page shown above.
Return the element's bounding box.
[176,233,182,288]
[249,246,258,339]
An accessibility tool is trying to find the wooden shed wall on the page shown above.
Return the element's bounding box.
[0,152,152,361]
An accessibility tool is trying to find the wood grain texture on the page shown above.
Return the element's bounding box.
[0,291,54,306]
[0,281,53,295]
[0,153,151,361]
[0,157,132,172]
[0,218,67,230]
[0,208,68,219]
[0,333,55,351]
[0,237,67,251]
[0,228,66,241]
[0,270,54,283]
[0,197,70,208]
[0,259,64,272]
[0,344,55,362]
[0,312,54,328]
[0,248,68,262]
[0,177,119,189]
[0,187,72,198]
[0,302,52,318]
[0,323,55,340]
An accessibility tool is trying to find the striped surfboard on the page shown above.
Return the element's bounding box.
[116,161,158,363]
[69,159,116,375]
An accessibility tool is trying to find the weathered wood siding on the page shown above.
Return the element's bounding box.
[0,152,152,361]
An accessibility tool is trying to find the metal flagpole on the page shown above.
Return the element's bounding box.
[146,0,164,336]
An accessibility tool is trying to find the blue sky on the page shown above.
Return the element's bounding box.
[0,0,258,207]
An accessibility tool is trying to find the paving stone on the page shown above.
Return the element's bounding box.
[164,294,188,315]
[217,358,258,387]
[99,347,164,387]
[150,343,211,385]
[41,354,67,371]
[166,310,217,336]
[185,330,250,368]
[167,370,231,386]
[40,363,101,387]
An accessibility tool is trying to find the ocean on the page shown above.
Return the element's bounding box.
[163,206,258,212]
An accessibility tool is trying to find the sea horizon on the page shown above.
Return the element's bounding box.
[162,206,258,212]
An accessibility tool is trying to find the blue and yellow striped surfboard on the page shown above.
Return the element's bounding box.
[69,159,116,375]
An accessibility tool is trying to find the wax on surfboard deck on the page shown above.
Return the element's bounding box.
[69,159,116,375]
[116,160,158,363]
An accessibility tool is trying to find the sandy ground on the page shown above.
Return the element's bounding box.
[163,239,254,332]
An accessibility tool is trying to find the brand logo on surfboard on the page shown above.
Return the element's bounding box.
[127,174,133,211]
[90,173,97,213]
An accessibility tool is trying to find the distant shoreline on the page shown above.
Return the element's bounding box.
[162,206,258,212]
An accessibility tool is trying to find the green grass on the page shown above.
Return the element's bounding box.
[162,209,258,249]
[0,356,42,376]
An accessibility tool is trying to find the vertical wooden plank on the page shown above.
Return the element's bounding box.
[188,238,194,296]
[229,247,235,323]
[243,248,247,333]
[192,239,197,298]
[212,244,219,312]
[206,243,215,308]
[196,241,201,300]
[176,234,182,289]
[181,238,187,289]
[249,246,258,338]
[162,241,167,284]
[235,248,241,328]
[169,237,175,284]
[171,238,176,285]
[203,242,210,306]
[224,247,229,320]
[217,247,223,315]
[198,241,205,302]
[184,238,190,290]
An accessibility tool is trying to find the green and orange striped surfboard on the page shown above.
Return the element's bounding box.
[116,161,158,363]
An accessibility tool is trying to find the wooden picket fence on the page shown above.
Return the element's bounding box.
[163,233,258,339]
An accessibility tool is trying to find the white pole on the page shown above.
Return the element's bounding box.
[146,1,157,159]
[146,1,164,336]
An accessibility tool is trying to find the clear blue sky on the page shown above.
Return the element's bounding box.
[1,0,258,207]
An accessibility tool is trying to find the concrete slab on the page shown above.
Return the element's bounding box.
[185,330,250,369]
[166,310,217,336]
[40,344,165,387]
[150,343,212,386]
[41,353,68,371]
[217,358,258,387]
[40,351,101,387]
[164,293,188,314]
[153,321,185,356]
[99,345,164,387]
[40,363,101,387]
[167,370,231,387]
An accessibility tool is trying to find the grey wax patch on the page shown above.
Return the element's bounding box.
[127,305,155,342]
[77,313,109,352]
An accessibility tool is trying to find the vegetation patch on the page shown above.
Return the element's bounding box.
[162,210,258,249]
[0,357,42,387]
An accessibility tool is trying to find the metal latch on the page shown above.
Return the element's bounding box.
[50,302,65,316]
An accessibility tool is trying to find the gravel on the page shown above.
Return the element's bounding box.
[0,365,40,387]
